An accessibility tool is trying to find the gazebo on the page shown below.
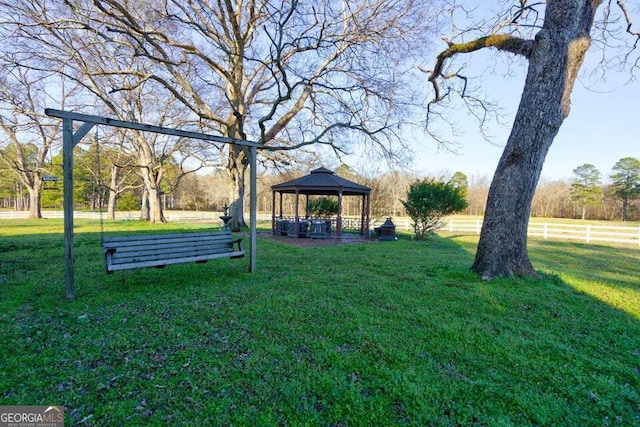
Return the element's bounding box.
[271,167,371,238]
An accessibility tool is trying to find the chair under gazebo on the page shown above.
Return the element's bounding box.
[271,167,371,238]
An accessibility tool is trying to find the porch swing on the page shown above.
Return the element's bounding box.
[46,108,259,300]
[93,127,245,274]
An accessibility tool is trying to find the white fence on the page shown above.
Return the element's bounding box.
[441,218,640,247]
[527,221,640,246]
[2,211,639,247]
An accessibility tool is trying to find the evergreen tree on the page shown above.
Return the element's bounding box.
[610,157,640,221]
[570,164,603,220]
[449,172,469,199]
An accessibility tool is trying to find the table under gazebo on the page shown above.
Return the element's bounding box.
[271,167,371,238]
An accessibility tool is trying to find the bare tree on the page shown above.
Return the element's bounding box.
[33,0,436,229]
[0,63,74,218]
[464,174,490,216]
[426,1,639,279]
[102,137,142,220]
[531,179,572,219]
[73,132,141,220]
[1,0,212,223]
[365,169,414,220]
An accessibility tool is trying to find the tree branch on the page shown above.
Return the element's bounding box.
[617,0,640,37]
[427,34,534,101]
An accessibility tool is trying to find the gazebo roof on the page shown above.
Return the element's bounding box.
[271,167,370,196]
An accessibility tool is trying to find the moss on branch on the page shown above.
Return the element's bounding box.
[428,34,534,100]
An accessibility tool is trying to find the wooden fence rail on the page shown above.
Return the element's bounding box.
[422,218,639,247]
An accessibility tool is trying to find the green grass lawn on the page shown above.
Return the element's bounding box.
[1,219,638,426]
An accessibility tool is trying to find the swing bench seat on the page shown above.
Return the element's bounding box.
[103,229,244,273]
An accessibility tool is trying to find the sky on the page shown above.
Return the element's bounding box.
[409,60,640,183]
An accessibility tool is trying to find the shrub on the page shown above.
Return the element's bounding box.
[402,178,467,240]
[308,196,339,217]
[118,192,141,210]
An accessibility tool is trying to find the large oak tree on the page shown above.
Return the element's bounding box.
[45,0,436,229]
[426,0,639,279]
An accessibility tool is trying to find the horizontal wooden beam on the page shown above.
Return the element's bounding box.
[45,108,263,148]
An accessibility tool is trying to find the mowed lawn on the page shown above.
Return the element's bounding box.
[0,219,638,426]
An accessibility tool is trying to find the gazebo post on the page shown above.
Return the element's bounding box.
[271,190,276,235]
[365,193,371,235]
[360,195,366,235]
[337,190,343,238]
[294,189,300,237]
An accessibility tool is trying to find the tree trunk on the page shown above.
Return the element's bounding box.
[228,180,246,231]
[140,187,150,221]
[227,146,248,231]
[472,0,598,280]
[142,172,165,224]
[27,184,42,219]
[148,186,165,223]
[621,198,629,221]
[139,154,166,224]
[13,184,19,210]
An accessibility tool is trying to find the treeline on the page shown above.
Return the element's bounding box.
[2,158,638,222]
[0,144,200,218]
[465,158,640,221]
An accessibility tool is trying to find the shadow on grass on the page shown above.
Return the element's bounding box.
[1,222,639,425]
[529,239,640,291]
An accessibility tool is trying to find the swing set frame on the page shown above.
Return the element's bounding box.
[45,108,262,300]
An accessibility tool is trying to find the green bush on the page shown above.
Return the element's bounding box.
[402,178,467,240]
[118,192,141,210]
[308,196,339,217]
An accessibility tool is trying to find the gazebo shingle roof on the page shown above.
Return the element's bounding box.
[271,167,370,195]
